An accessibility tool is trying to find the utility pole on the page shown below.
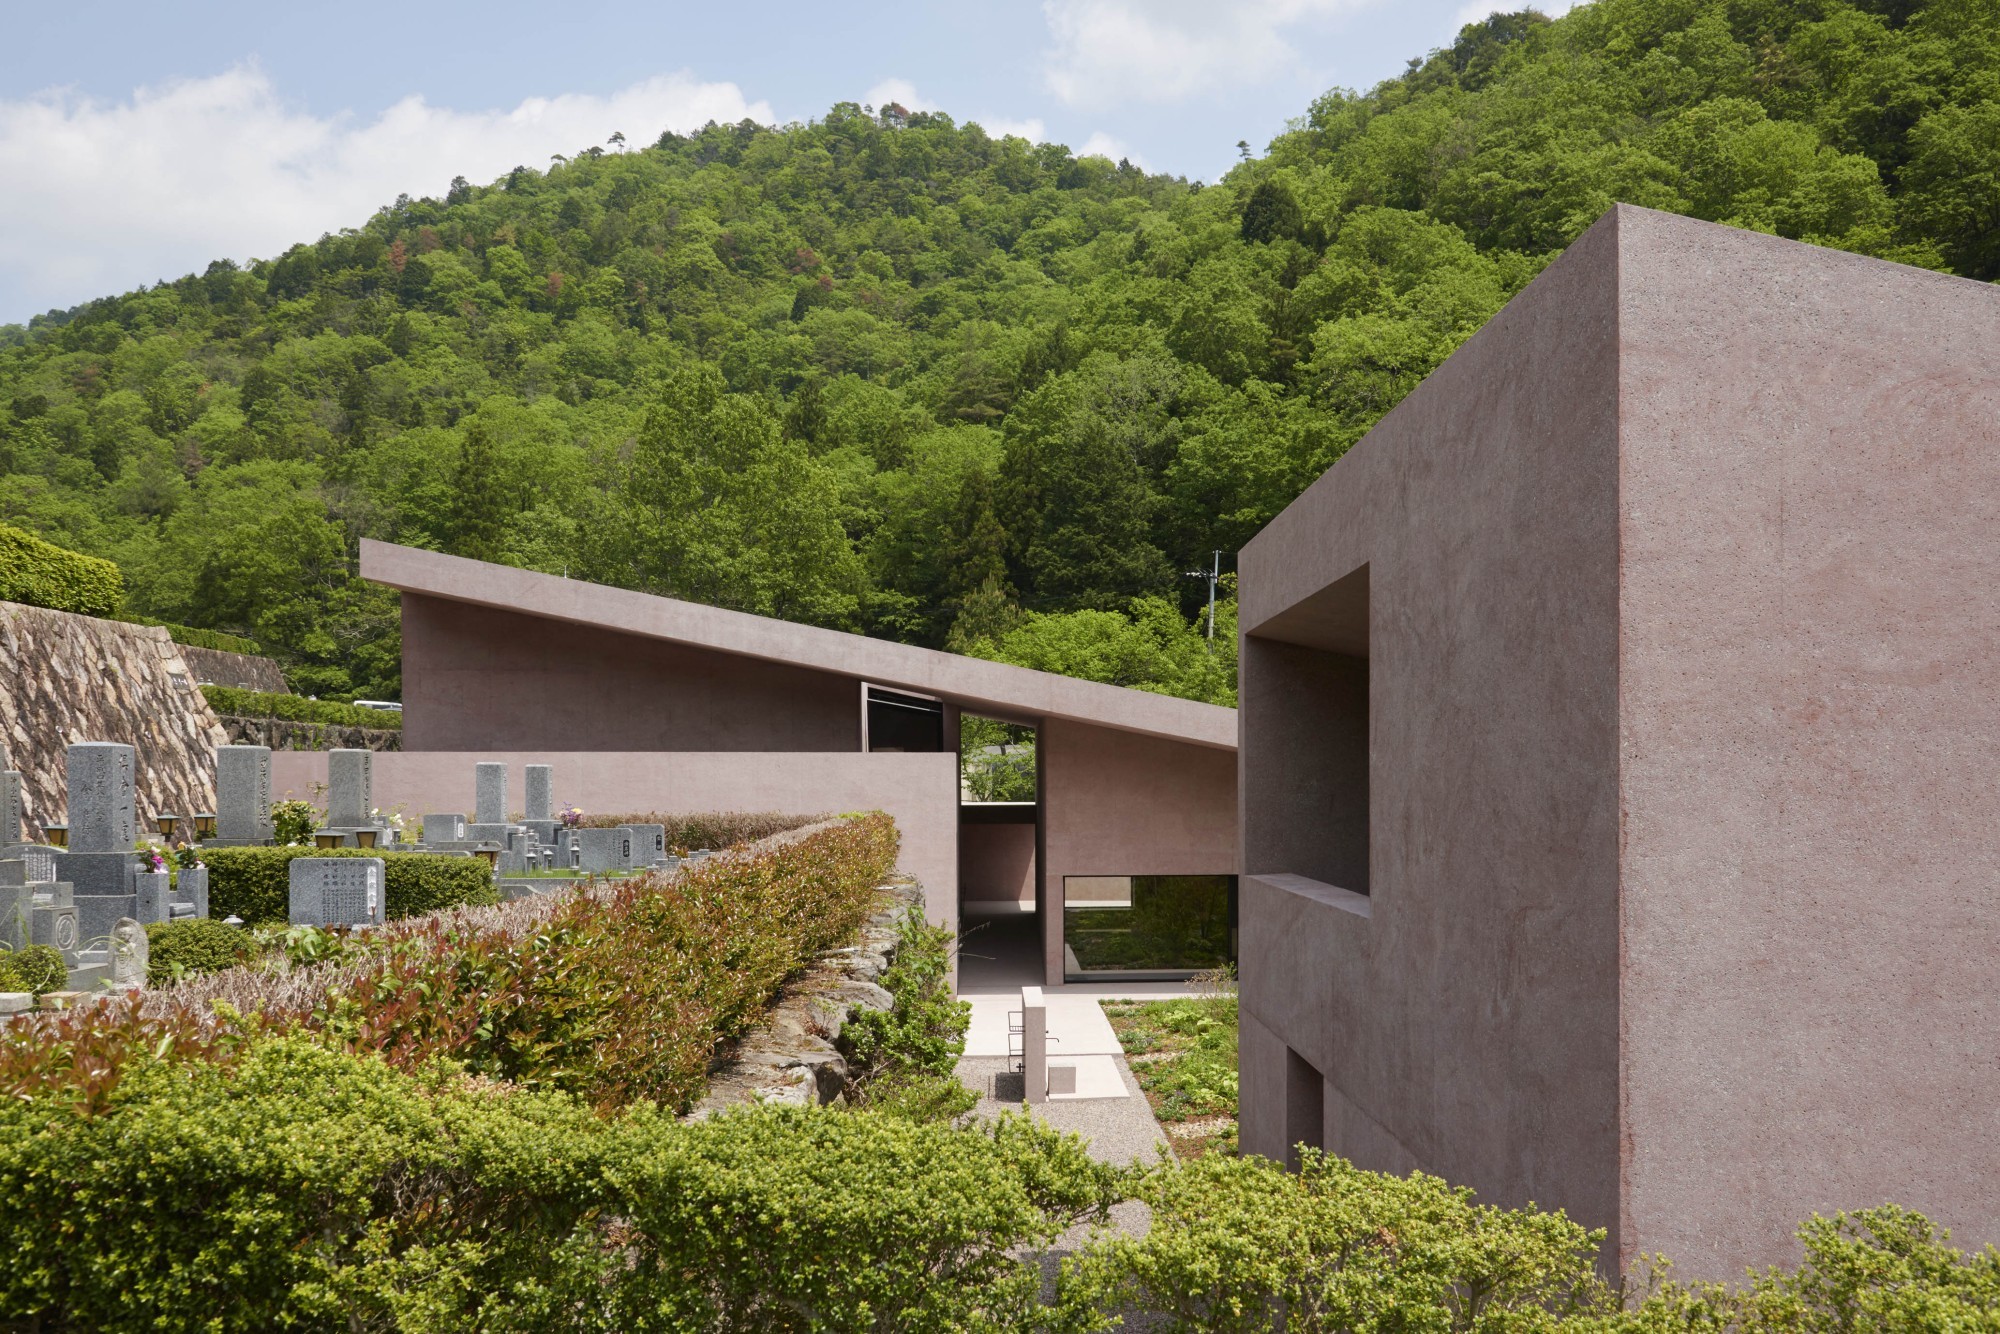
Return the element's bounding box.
[1185,550,1225,641]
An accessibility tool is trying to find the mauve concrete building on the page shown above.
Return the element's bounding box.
[357,540,1238,984]
[1236,206,2000,1278]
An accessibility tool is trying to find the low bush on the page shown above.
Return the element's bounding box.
[312,813,899,1109]
[198,685,401,729]
[0,816,899,1116]
[839,906,975,1120]
[203,846,497,925]
[1054,1148,1614,1332]
[0,1036,1117,1331]
[144,918,253,984]
[0,523,121,618]
[0,945,65,995]
[117,615,262,656]
[575,810,824,847]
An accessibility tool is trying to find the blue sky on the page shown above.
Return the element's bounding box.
[0,0,1574,323]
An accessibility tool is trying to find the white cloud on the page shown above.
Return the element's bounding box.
[862,77,937,114]
[1077,131,1145,167]
[1040,0,1377,107]
[979,116,1049,143]
[0,65,772,321]
[1452,0,1583,27]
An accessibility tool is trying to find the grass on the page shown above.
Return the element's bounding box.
[1101,975,1239,1160]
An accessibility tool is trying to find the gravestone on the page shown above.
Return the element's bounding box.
[288,858,385,928]
[524,765,553,822]
[474,764,506,825]
[522,819,558,847]
[109,917,148,987]
[67,743,135,853]
[423,813,466,844]
[327,750,373,829]
[574,828,630,874]
[626,824,667,864]
[465,822,511,846]
[215,746,273,844]
[1,768,21,847]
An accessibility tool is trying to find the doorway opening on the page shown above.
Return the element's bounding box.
[957,714,1040,993]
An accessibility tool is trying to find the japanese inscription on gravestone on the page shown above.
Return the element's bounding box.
[288,857,385,928]
[67,743,135,854]
[216,746,273,843]
[327,749,372,829]
[475,763,507,825]
[524,765,553,823]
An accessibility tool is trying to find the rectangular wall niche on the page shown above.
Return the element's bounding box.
[1242,563,1370,894]
[1061,874,1237,980]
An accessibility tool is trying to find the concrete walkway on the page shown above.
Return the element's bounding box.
[955,911,1176,1168]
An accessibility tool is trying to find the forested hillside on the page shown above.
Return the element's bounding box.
[1,0,1993,705]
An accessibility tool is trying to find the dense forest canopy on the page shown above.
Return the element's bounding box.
[1,0,1994,706]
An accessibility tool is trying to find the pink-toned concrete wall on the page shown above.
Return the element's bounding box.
[1237,205,2000,1280]
[959,820,1036,908]
[270,750,958,935]
[1238,206,1623,1254]
[1039,717,1240,984]
[1612,210,2000,1278]
[401,596,863,752]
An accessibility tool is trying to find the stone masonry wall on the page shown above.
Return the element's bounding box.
[215,716,403,752]
[0,600,227,840]
[176,644,288,693]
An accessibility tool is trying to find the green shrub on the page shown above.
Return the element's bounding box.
[144,919,253,984]
[202,846,496,925]
[840,906,975,1120]
[198,685,401,730]
[576,810,823,847]
[0,945,65,995]
[1054,1148,1614,1333]
[1608,1205,2000,1332]
[0,1036,1117,1331]
[118,615,263,655]
[0,523,122,618]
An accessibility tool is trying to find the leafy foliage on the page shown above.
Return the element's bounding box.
[116,613,262,655]
[202,845,496,925]
[1054,1148,1614,1333]
[838,906,976,1120]
[143,917,254,984]
[0,522,121,617]
[960,716,1037,802]
[199,684,401,728]
[3,0,1989,700]
[572,809,823,847]
[0,945,65,996]
[1104,981,1240,1157]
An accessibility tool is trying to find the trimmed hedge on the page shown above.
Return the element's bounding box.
[144,919,254,984]
[577,810,824,847]
[119,615,262,656]
[202,846,496,925]
[0,1039,1115,1331]
[0,523,122,618]
[199,685,401,729]
[0,946,64,996]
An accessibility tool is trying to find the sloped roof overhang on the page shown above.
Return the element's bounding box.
[362,540,1236,751]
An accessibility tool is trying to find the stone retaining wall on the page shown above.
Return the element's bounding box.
[0,600,226,839]
[176,644,288,693]
[216,715,403,752]
[689,877,923,1116]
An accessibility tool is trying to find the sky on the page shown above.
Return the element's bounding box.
[0,0,1579,325]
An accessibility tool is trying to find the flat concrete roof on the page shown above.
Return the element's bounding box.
[361,540,1236,750]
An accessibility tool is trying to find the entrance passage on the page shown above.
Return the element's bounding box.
[1061,874,1238,982]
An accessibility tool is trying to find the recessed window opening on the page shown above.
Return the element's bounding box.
[1061,874,1237,981]
[959,715,1037,802]
[1285,1047,1326,1171]
[865,686,944,752]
